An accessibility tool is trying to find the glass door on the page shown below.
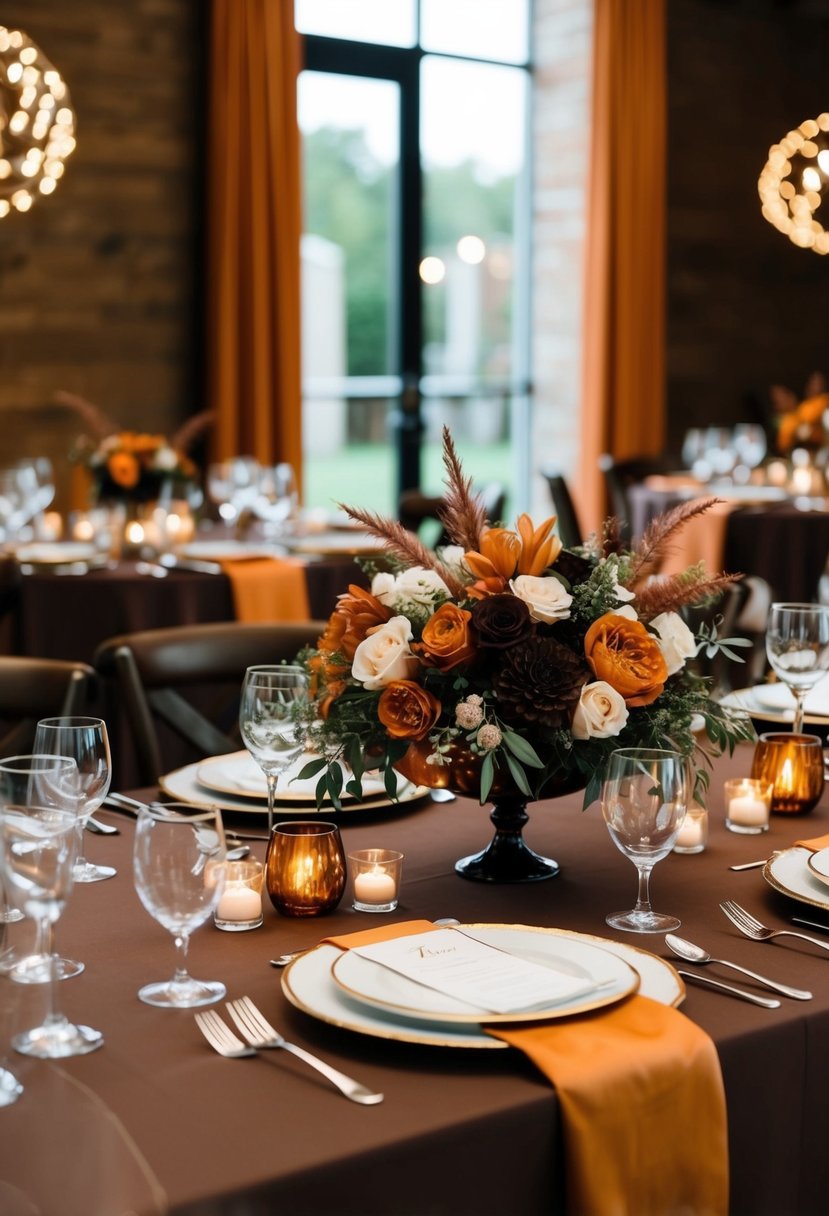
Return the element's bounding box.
[297,1,531,521]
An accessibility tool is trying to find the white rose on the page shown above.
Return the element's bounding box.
[650,611,697,675]
[572,681,629,740]
[394,566,450,607]
[371,571,397,606]
[438,544,466,568]
[614,603,638,621]
[509,575,572,623]
[613,580,636,604]
[351,616,419,689]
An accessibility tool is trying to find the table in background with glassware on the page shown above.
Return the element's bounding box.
[2,746,829,1215]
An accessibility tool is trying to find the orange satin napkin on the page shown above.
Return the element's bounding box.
[323,922,729,1216]
[794,832,829,851]
[220,557,310,623]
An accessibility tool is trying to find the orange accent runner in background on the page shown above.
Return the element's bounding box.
[324,922,729,1216]
[219,558,310,622]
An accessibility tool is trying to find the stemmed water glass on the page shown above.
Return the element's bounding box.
[601,748,690,933]
[0,754,84,983]
[0,804,103,1056]
[34,717,114,882]
[133,802,227,1008]
[765,603,829,735]
[239,665,309,835]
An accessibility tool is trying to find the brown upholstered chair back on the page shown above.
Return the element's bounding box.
[0,656,96,754]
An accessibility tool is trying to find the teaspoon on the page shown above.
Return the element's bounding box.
[665,933,811,1000]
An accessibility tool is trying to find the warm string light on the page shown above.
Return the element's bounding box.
[758,114,829,254]
[0,26,76,218]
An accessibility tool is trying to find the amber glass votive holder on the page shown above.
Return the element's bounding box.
[750,732,824,816]
[266,822,346,917]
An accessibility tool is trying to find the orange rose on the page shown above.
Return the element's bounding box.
[584,612,668,707]
[378,680,441,740]
[414,603,476,670]
[106,452,140,488]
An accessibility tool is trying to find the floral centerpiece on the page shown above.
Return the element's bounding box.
[298,430,752,839]
[771,372,829,453]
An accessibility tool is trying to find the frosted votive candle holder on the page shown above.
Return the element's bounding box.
[213,859,264,931]
[673,804,708,854]
[349,849,404,913]
[724,778,773,835]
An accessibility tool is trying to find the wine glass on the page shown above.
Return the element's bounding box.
[206,457,261,528]
[253,463,298,538]
[239,665,309,836]
[732,424,767,482]
[601,747,690,933]
[132,802,227,1008]
[0,754,84,983]
[34,717,114,882]
[0,976,23,1106]
[0,804,104,1056]
[765,603,829,734]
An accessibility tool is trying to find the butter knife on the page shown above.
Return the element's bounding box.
[675,970,780,1008]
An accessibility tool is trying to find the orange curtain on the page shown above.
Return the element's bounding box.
[577,0,667,533]
[206,0,303,486]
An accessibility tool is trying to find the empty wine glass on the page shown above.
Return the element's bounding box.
[253,463,298,537]
[0,976,23,1106]
[601,747,690,933]
[732,424,767,482]
[0,754,83,983]
[0,804,103,1056]
[206,457,261,528]
[240,665,309,836]
[133,802,227,1008]
[34,717,114,882]
[765,603,829,734]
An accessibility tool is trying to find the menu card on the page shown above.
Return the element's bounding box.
[353,928,606,1015]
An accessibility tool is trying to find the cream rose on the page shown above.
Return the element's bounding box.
[571,680,629,740]
[370,571,397,606]
[509,575,572,623]
[351,616,419,690]
[371,566,449,612]
[650,612,697,675]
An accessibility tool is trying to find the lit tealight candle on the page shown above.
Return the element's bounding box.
[353,867,397,905]
[217,883,262,922]
[674,805,708,854]
[724,778,772,835]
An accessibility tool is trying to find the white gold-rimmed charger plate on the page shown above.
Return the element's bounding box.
[195,750,388,802]
[282,531,383,557]
[806,847,829,889]
[179,540,279,561]
[720,682,829,725]
[159,759,428,816]
[329,929,639,1024]
[282,924,684,1050]
[765,847,829,909]
[13,541,101,566]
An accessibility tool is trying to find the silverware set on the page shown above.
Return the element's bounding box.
[195,996,383,1105]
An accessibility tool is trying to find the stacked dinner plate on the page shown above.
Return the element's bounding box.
[159,750,428,817]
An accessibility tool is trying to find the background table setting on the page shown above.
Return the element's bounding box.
[3,746,829,1215]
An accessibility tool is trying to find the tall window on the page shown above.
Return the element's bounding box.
[296,0,532,519]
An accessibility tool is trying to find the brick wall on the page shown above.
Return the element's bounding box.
[0,0,201,510]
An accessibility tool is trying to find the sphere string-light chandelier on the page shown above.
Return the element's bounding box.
[758,114,829,254]
[0,25,76,219]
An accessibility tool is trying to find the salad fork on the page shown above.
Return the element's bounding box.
[225,996,384,1105]
[720,901,829,953]
[194,1009,256,1059]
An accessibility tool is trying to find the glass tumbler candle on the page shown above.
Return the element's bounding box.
[751,732,825,815]
[213,859,264,931]
[349,849,404,913]
[266,822,346,917]
[724,778,773,834]
[672,804,708,854]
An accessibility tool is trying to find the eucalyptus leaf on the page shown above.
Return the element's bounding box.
[504,752,532,796]
[503,730,544,768]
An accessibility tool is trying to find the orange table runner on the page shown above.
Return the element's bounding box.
[324,922,728,1216]
[794,832,829,851]
[219,557,310,622]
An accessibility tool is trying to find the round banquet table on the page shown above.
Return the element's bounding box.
[2,746,829,1215]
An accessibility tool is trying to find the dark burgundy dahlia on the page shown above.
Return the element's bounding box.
[492,635,589,729]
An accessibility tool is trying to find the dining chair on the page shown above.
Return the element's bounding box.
[398,482,507,548]
[0,656,96,754]
[539,468,583,548]
[598,453,672,540]
[93,621,327,786]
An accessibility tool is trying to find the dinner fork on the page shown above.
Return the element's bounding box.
[720,901,829,953]
[225,996,384,1105]
[195,1009,257,1059]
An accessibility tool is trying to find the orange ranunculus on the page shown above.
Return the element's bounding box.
[515,513,562,575]
[584,612,668,707]
[378,680,441,740]
[106,452,140,488]
[414,603,476,670]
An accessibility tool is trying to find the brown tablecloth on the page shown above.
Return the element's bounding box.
[0,558,364,664]
[3,746,829,1214]
[628,483,829,601]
